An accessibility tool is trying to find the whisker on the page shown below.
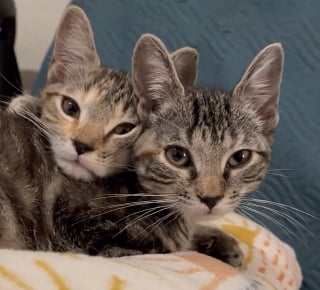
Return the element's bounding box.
[113,204,176,237]
[69,199,172,226]
[162,210,181,228]
[240,205,305,243]
[236,208,266,227]
[113,206,160,225]
[0,72,24,94]
[139,206,177,237]
[0,99,10,106]
[267,168,297,172]
[242,196,320,220]
[241,202,312,241]
[93,199,173,211]
[59,194,176,211]
[266,172,290,178]
[89,193,174,199]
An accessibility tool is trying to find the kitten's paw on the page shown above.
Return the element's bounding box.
[192,225,244,268]
[8,95,41,116]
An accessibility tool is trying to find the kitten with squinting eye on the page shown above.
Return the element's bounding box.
[9,6,198,182]
[4,6,283,268]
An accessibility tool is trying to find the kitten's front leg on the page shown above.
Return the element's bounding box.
[191,225,244,268]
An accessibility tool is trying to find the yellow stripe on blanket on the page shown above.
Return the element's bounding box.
[0,264,33,290]
[34,259,70,290]
[110,275,126,290]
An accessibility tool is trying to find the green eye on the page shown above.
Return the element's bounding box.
[227,150,251,168]
[61,96,80,118]
[112,123,136,135]
[165,146,191,167]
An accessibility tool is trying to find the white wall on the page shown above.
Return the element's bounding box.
[15,0,69,71]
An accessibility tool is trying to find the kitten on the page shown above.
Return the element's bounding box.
[0,7,198,250]
[9,5,199,182]
[48,34,283,265]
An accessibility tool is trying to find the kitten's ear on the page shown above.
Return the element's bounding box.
[132,34,184,120]
[47,5,100,84]
[233,43,284,133]
[171,47,199,87]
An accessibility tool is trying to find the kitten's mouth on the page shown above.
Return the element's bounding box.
[196,210,226,221]
[57,157,95,181]
[186,203,228,221]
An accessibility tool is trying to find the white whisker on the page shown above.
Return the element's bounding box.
[242,196,320,220]
[241,202,312,241]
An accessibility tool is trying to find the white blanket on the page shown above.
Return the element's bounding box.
[0,212,302,290]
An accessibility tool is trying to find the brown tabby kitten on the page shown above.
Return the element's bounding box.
[0,7,198,250]
[9,5,198,181]
[46,35,283,264]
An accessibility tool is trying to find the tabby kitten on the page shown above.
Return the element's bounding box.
[0,6,198,250]
[9,5,199,181]
[49,34,283,263]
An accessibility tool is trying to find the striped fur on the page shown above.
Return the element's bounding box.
[1,8,282,264]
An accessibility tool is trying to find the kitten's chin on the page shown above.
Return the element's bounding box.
[185,204,232,222]
[57,158,95,181]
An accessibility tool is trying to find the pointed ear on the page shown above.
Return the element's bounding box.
[132,34,184,120]
[171,47,199,88]
[233,43,284,133]
[47,5,100,84]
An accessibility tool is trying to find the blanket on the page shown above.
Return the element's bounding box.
[0,212,302,290]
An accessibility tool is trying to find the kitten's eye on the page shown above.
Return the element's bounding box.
[227,150,251,168]
[61,96,80,118]
[112,123,136,135]
[166,146,191,167]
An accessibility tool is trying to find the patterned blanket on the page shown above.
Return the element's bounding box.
[0,213,302,290]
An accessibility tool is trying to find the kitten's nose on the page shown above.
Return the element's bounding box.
[198,195,223,210]
[73,140,93,155]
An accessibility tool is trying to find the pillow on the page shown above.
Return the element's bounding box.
[0,213,302,290]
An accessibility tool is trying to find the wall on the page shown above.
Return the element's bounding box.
[15,0,69,71]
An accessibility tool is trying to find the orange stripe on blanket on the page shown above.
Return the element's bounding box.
[258,266,266,274]
[34,259,70,290]
[288,278,294,286]
[263,239,270,247]
[272,254,279,266]
[0,264,34,290]
[277,272,285,282]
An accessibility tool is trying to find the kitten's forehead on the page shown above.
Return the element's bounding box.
[72,67,137,121]
[152,87,266,161]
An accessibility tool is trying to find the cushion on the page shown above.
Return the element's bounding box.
[0,213,302,290]
[32,1,320,288]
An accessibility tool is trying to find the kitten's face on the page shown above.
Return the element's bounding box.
[32,7,141,181]
[31,8,199,181]
[132,35,283,222]
[41,69,139,181]
[134,88,271,220]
